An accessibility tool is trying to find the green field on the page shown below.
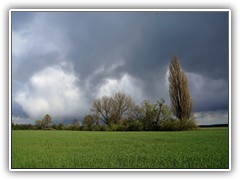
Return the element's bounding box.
[12,128,229,169]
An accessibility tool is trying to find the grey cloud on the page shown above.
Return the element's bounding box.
[11,11,229,123]
[186,72,228,111]
[12,12,37,30]
[193,110,228,125]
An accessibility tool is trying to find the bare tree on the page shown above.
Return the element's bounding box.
[82,114,96,130]
[35,120,43,129]
[42,114,52,128]
[91,92,134,125]
[129,105,144,120]
[71,119,80,130]
[112,92,134,124]
[91,96,113,125]
[169,55,192,121]
[35,114,52,129]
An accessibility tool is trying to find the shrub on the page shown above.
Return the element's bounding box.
[179,118,198,130]
[159,119,180,131]
[127,120,144,131]
[106,124,118,131]
[91,125,101,131]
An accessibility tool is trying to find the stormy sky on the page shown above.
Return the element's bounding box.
[11,11,229,125]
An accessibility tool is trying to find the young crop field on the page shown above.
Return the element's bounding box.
[11,128,229,169]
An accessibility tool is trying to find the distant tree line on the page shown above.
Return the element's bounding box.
[12,56,197,131]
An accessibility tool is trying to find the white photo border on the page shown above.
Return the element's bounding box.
[9,8,231,172]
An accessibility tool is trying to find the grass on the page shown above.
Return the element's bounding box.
[11,128,229,169]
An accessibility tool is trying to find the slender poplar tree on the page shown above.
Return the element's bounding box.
[168,55,192,121]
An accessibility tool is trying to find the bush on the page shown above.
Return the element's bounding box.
[63,125,74,130]
[43,127,56,130]
[179,118,198,130]
[115,119,128,131]
[92,125,101,131]
[159,118,197,131]
[99,125,107,131]
[159,119,180,131]
[127,120,144,131]
[106,124,118,131]
[12,124,34,130]
[103,119,145,131]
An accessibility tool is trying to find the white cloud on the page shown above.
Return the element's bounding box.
[97,73,144,103]
[15,65,88,121]
[14,63,145,123]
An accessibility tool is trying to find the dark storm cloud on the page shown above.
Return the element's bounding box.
[123,12,228,77]
[11,11,229,124]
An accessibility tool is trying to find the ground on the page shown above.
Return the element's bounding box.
[11,128,229,169]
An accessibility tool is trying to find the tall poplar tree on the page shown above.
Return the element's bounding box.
[169,55,192,121]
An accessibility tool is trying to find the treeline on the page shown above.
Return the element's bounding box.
[88,92,196,131]
[12,56,197,131]
[86,92,196,131]
[13,92,196,131]
[12,122,75,131]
